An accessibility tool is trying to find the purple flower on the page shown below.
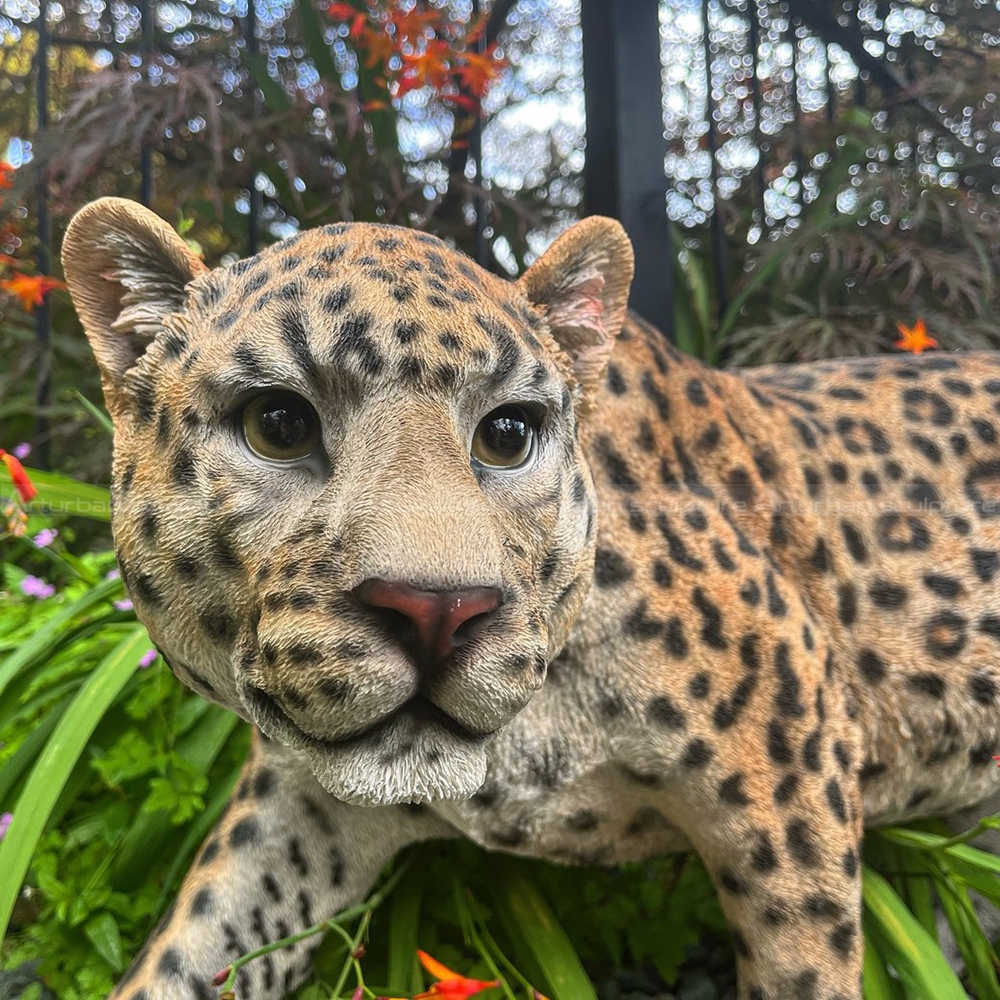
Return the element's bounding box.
[138,649,157,669]
[12,442,31,460]
[31,527,58,548]
[0,812,11,840]
[104,568,120,580]
[20,575,55,599]
[114,598,134,612]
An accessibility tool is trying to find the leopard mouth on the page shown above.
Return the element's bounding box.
[240,683,494,805]
[244,685,492,748]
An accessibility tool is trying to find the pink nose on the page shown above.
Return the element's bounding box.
[356,579,502,662]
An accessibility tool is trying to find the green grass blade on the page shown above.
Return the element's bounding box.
[0,575,124,702]
[934,867,1000,1000]
[0,694,69,806]
[491,866,597,1000]
[0,626,149,942]
[862,921,907,1000]
[862,867,969,1000]
[386,854,425,993]
[72,391,114,435]
[0,466,111,521]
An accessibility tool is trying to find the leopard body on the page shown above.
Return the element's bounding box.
[61,198,1000,1000]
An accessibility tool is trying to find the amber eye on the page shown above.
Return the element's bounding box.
[242,391,320,461]
[472,405,535,469]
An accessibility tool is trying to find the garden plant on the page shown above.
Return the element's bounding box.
[2,2,1000,998]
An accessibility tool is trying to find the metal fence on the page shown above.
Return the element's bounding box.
[1,0,981,466]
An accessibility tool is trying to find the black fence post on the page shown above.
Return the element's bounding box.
[701,0,728,318]
[581,0,673,339]
[245,0,262,256]
[34,0,51,470]
[138,0,153,206]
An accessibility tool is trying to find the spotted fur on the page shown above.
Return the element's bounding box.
[62,198,1000,1000]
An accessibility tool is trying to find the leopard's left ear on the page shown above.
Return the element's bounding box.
[518,216,634,411]
[62,197,208,419]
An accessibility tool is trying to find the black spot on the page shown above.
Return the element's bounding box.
[825,779,847,823]
[808,538,831,573]
[726,466,755,506]
[966,459,1000,518]
[925,610,967,659]
[767,721,793,765]
[830,921,857,958]
[869,579,907,610]
[751,833,778,872]
[739,633,760,670]
[971,549,1000,582]
[786,819,820,868]
[739,579,761,606]
[906,672,946,698]
[857,649,886,684]
[157,949,184,978]
[594,436,640,493]
[840,521,867,562]
[664,617,688,659]
[876,511,931,552]
[719,772,751,806]
[773,773,799,805]
[682,738,713,767]
[718,867,748,894]
[765,570,787,618]
[199,609,236,644]
[190,888,215,917]
[693,587,727,649]
[593,548,633,587]
[923,574,961,599]
[652,559,672,588]
[804,466,822,497]
[908,433,942,463]
[686,378,708,406]
[641,371,671,420]
[647,694,686,730]
[774,642,805,717]
[712,674,758,729]
[970,671,998,705]
[656,512,705,570]
[171,448,196,487]
[972,418,997,444]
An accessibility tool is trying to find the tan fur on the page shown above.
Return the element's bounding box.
[63,198,1000,1000]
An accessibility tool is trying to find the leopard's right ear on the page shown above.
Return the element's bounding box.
[62,197,207,415]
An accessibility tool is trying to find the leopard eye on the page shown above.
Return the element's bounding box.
[242,391,320,462]
[472,405,535,470]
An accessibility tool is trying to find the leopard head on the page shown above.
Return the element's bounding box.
[63,198,633,805]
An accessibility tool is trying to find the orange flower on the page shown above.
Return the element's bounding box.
[454,48,504,99]
[0,162,14,189]
[894,318,938,355]
[414,950,500,1000]
[0,450,38,503]
[1,273,65,312]
[327,2,357,19]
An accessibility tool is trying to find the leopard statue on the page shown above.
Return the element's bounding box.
[61,197,1000,1000]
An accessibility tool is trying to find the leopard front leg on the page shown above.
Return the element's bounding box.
[109,732,455,1000]
[648,638,864,1000]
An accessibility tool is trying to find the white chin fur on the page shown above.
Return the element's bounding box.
[306,715,489,806]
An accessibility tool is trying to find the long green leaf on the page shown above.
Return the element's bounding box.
[862,867,968,1000]
[0,575,124,703]
[0,466,111,521]
[862,924,906,1000]
[387,855,425,993]
[491,866,597,1000]
[297,0,340,83]
[243,51,292,112]
[0,695,69,806]
[933,865,1000,1000]
[0,627,149,942]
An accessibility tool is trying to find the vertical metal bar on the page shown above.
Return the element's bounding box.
[853,3,866,107]
[470,0,487,268]
[581,0,673,338]
[824,40,835,122]
[138,0,153,205]
[246,0,261,255]
[34,0,51,470]
[746,0,766,235]
[701,0,728,317]
[787,17,805,214]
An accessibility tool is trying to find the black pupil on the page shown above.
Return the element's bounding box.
[259,398,310,449]
[484,409,527,457]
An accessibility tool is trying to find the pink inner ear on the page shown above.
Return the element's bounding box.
[550,270,607,341]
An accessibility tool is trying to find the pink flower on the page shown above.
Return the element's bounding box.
[0,812,12,840]
[12,442,30,460]
[139,649,157,669]
[105,568,120,580]
[115,598,134,611]
[20,575,55,599]
[31,527,58,548]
